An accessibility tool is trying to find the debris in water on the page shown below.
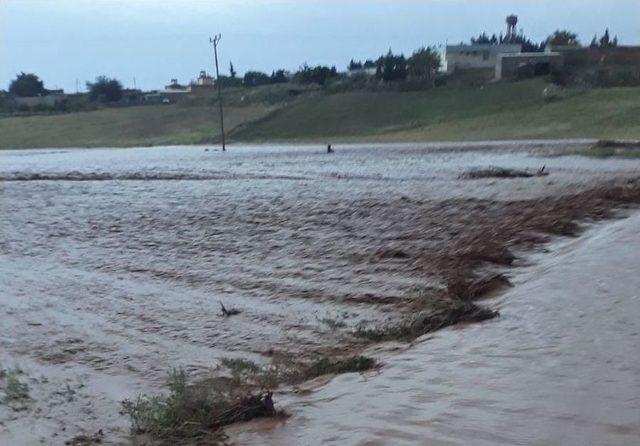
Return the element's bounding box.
[219,302,242,317]
[460,166,549,179]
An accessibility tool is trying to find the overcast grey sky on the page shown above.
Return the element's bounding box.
[2,0,639,91]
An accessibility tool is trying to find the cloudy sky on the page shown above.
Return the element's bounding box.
[2,0,639,91]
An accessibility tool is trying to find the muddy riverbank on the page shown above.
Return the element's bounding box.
[1,142,640,444]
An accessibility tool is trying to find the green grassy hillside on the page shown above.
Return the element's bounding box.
[1,79,639,149]
[0,103,274,149]
[232,79,640,142]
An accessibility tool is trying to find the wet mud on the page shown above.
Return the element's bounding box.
[1,142,640,444]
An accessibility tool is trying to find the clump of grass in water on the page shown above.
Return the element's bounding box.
[355,298,498,342]
[122,355,377,442]
[1,366,30,404]
[122,368,280,442]
[319,317,347,330]
[220,355,377,386]
[576,139,640,159]
[302,356,376,378]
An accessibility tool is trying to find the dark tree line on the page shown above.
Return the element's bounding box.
[467,27,619,52]
[348,47,441,83]
[590,29,619,48]
[243,69,289,87]
[470,31,544,52]
[294,64,338,85]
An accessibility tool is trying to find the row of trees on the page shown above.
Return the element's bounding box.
[471,31,543,52]
[470,28,620,51]
[6,26,624,98]
[8,72,124,103]
[243,69,289,87]
[590,29,619,48]
[346,46,441,82]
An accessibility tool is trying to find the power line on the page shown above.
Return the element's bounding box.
[209,34,226,152]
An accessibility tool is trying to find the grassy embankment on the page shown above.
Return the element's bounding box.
[1,78,640,149]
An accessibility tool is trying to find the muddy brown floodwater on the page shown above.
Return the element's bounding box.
[1,141,640,445]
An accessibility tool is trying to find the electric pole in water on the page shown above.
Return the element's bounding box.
[209,34,226,151]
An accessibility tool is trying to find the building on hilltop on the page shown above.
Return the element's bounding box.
[164,78,190,92]
[445,44,522,74]
[495,52,563,81]
[190,70,216,92]
[193,70,215,87]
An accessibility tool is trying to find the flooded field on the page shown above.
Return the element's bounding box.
[231,212,640,446]
[1,142,640,445]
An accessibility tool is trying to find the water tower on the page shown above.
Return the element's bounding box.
[506,15,518,39]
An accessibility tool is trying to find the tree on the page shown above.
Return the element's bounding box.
[376,50,407,82]
[243,71,271,87]
[407,47,441,80]
[546,30,580,47]
[270,69,288,84]
[471,32,496,44]
[348,59,363,70]
[589,29,620,48]
[294,64,338,85]
[9,72,45,97]
[86,76,124,103]
[229,62,237,78]
[599,29,611,47]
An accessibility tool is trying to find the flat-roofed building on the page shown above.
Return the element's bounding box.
[445,44,521,73]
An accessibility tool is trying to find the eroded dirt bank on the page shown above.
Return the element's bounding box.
[1,142,640,444]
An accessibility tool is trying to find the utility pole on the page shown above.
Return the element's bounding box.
[209,34,226,151]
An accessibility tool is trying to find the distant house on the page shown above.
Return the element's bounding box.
[194,70,215,87]
[445,44,522,73]
[496,52,563,81]
[164,78,190,93]
[546,44,640,70]
[347,67,377,77]
[13,92,67,108]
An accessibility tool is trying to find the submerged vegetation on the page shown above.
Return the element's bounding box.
[355,298,498,342]
[460,166,548,179]
[122,355,377,442]
[574,139,640,158]
[122,368,279,442]
[0,366,30,404]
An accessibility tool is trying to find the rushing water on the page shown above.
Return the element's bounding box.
[1,143,639,445]
[231,212,640,446]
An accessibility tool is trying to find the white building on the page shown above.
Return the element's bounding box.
[194,70,215,86]
[445,44,522,73]
[346,67,377,77]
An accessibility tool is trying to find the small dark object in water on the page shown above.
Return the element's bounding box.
[219,301,241,317]
[327,144,334,153]
[204,148,209,152]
